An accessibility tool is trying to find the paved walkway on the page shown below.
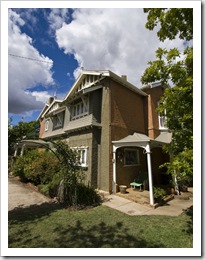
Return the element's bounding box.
[9,175,193,216]
[102,194,193,216]
[8,175,52,211]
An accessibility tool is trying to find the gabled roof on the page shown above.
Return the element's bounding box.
[37,70,147,121]
[141,81,170,91]
[64,70,147,101]
[37,98,63,121]
[37,103,49,121]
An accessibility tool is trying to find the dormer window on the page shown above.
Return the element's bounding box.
[71,97,89,120]
[53,111,64,130]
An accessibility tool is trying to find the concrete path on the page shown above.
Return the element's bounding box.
[102,194,193,216]
[8,175,193,216]
[8,175,52,211]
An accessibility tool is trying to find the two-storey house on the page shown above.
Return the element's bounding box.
[37,70,171,205]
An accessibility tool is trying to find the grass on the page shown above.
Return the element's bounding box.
[8,203,193,248]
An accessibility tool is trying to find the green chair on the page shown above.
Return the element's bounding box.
[130,171,148,191]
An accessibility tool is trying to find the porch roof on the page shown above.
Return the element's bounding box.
[14,139,50,149]
[112,132,172,149]
[155,132,172,144]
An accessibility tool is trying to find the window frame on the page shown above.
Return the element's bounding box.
[71,146,88,168]
[124,148,140,166]
[71,97,89,120]
[52,111,64,130]
[45,119,49,132]
[158,113,167,129]
[157,101,168,130]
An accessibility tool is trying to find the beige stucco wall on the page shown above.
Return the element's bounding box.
[98,86,111,192]
[68,131,93,185]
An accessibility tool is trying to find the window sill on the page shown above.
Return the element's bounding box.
[124,164,141,167]
[71,113,89,121]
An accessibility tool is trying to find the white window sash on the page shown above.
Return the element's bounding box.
[71,97,89,120]
[71,147,88,168]
[45,120,49,131]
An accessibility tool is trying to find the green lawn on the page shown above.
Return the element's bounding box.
[8,203,193,248]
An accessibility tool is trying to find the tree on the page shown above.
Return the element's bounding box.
[8,118,40,155]
[144,8,193,42]
[141,8,193,188]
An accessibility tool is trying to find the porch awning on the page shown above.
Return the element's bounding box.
[113,132,152,143]
[112,132,172,206]
[112,132,172,148]
[14,139,50,149]
[155,132,172,144]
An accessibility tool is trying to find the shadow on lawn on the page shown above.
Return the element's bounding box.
[183,205,193,235]
[8,201,62,223]
[51,220,165,248]
[8,202,165,248]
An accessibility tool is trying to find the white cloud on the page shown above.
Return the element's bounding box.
[56,8,186,87]
[8,9,54,114]
[48,8,70,32]
[27,91,51,103]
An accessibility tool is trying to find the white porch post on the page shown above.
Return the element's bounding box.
[14,147,18,157]
[112,146,117,193]
[20,144,25,156]
[145,143,154,205]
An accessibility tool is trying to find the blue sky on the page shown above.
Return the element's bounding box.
[7,5,192,125]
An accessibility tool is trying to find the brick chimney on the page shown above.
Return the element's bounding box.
[121,75,127,81]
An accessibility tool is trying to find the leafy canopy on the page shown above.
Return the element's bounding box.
[144,8,193,42]
[8,118,40,155]
[142,8,193,186]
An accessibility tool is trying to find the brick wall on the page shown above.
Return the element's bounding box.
[39,119,45,138]
[143,86,165,139]
[109,79,148,192]
[110,80,147,139]
[116,147,147,187]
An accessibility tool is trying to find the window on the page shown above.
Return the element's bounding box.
[53,112,64,130]
[158,102,168,129]
[124,149,140,166]
[158,109,167,129]
[71,97,89,120]
[72,147,88,168]
[45,120,49,132]
[158,113,167,129]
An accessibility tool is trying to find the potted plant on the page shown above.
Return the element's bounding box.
[119,185,127,194]
[178,179,189,193]
[153,187,167,203]
[166,180,176,195]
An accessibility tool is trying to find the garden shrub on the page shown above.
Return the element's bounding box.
[12,155,27,182]
[74,183,102,207]
[153,187,167,202]
[12,141,102,208]
[13,149,60,186]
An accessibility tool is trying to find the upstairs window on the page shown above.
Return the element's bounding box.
[53,112,64,130]
[158,113,167,129]
[71,97,89,120]
[158,102,168,129]
[45,120,49,132]
[158,109,167,129]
